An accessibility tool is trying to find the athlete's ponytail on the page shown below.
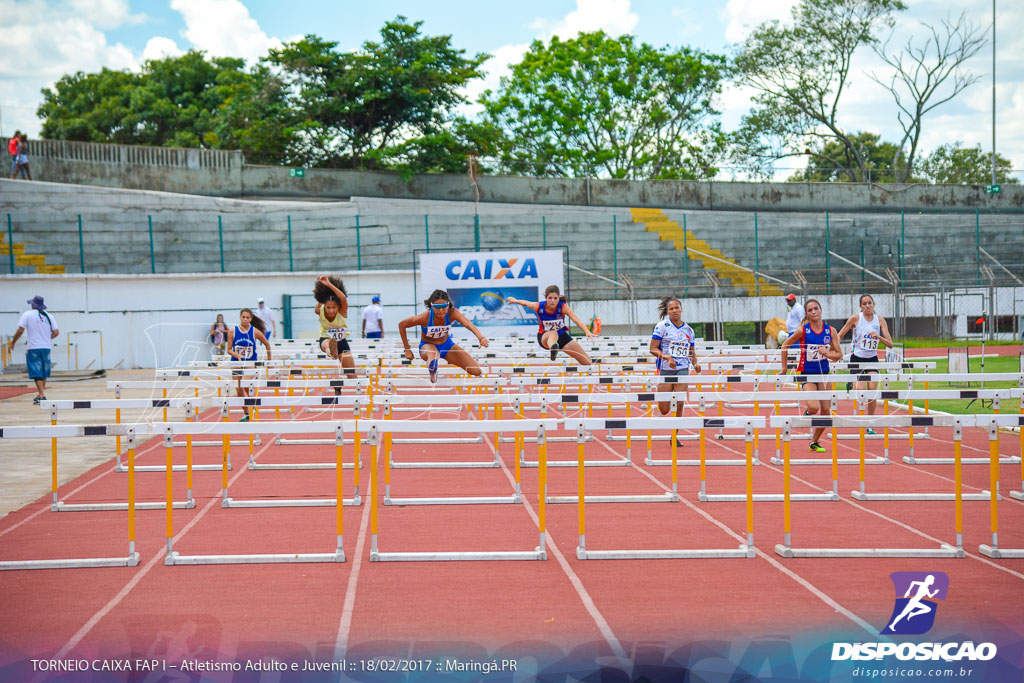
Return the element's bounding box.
[657,297,681,319]
[241,307,267,334]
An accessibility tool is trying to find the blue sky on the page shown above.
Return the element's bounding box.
[2,0,1021,178]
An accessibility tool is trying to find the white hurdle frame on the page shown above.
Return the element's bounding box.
[0,425,143,570]
[571,417,760,560]
[977,415,1024,559]
[773,418,964,559]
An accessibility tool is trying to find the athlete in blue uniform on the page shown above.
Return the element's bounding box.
[779,298,842,452]
[398,289,490,383]
[506,285,595,364]
[226,307,271,421]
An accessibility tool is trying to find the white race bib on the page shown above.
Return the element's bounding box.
[807,345,827,362]
[233,345,253,359]
[426,325,449,339]
[542,319,564,332]
[860,335,879,351]
[665,341,688,358]
[327,327,347,340]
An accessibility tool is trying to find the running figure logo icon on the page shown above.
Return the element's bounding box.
[881,571,949,635]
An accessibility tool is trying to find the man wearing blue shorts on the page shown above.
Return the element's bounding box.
[8,295,59,404]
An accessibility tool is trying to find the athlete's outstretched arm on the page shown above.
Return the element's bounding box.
[451,308,489,347]
[562,304,596,337]
[254,329,272,360]
[397,312,428,360]
[836,314,858,341]
[877,316,894,349]
[505,297,539,313]
[779,327,804,374]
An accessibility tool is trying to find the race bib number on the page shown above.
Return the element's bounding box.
[542,319,564,332]
[807,345,827,362]
[665,341,689,358]
[860,335,879,351]
[233,345,253,359]
[426,326,449,339]
[327,327,347,340]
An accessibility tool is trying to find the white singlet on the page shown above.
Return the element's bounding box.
[852,313,881,357]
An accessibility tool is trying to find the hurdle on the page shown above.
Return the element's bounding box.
[698,407,837,503]
[573,417,759,560]
[773,417,964,559]
[642,395,751,466]
[110,380,257,449]
[544,421,677,504]
[975,415,1024,559]
[43,400,199,512]
[369,420,556,562]
[0,424,141,570]
[165,420,346,565]
[41,397,217,475]
[379,397,495,469]
[205,405,362,509]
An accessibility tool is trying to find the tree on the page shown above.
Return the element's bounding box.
[38,51,295,162]
[268,17,488,168]
[732,0,906,181]
[868,11,988,182]
[920,143,1018,185]
[788,131,916,182]
[480,31,728,179]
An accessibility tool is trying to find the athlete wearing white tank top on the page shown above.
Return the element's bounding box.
[836,294,894,427]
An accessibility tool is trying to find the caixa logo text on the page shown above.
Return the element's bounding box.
[445,258,539,280]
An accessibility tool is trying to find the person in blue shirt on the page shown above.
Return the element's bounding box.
[226,308,271,421]
[397,290,490,384]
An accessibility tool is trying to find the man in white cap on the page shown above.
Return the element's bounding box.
[782,293,805,344]
[8,295,60,404]
[255,297,277,340]
[362,295,384,338]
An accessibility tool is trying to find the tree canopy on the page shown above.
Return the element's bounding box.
[480,31,728,179]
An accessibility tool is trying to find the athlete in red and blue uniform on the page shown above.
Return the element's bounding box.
[780,298,841,452]
[506,285,595,364]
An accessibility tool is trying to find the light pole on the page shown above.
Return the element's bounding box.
[991,0,997,185]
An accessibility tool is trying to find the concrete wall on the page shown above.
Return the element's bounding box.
[26,139,1023,212]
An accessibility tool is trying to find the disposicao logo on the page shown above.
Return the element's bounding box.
[882,571,948,635]
[445,258,539,281]
[831,571,997,663]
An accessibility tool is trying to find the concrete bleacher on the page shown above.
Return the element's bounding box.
[2,179,1021,298]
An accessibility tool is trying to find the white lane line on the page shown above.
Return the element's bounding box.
[475,418,629,663]
[332,487,372,659]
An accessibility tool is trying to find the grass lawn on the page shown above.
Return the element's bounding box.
[901,337,1021,348]
[882,356,1022,414]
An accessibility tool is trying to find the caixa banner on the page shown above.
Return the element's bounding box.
[418,250,565,339]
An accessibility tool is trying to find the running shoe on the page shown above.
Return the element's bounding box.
[32,396,41,405]
[866,428,877,435]
[846,382,853,391]
[240,415,250,422]
[333,386,342,396]
[549,342,559,361]
[428,358,438,384]
[675,438,686,448]
[808,442,825,452]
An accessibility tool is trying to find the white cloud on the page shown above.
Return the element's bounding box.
[460,42,530,116]
[68,0,145,30]
[721,0,796,44]
[170,0,281,65]
[142,37,184,63]
[531,0,638,40]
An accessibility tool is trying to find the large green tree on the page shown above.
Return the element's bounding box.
[268,17,488,169]
[920,143,1018,185]
[38,51,292,157]
[480,31,728,179]
[732,0,906,180]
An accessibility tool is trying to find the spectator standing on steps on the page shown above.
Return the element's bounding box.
[8,130,20,176]
[8,295,59,404]
[254,297,277,340]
